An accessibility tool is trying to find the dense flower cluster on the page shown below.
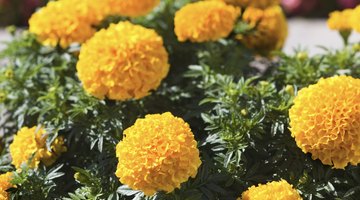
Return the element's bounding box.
[115,112,202,196]
[28,0,107,48]
[222,0,281,8]
[9,126,67,169]
[29,0,161,48]
[352,5,360,33]
[174,1,240,42]
[76,21,169,100]
[238,6,288,55]
[240,180,302,200]
[289,76,360,169]
[0,172,13,200]
[327,9,354,32]
[104,0,160,17]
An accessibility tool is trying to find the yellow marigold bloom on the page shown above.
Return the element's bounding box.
[327,9,354,31]
[239,180,302,200]
[352,6,360,33]
[29,0,106,48]
[115,112,202,196]
[0,172,13,200]
[76,21,170,100]
[289,76,360,169]
[174,1,240,42]
[221,0,281,8]
[238,6,288,55]
[9,126,67,169]
[105,0,160,17]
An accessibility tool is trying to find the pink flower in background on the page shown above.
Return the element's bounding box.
[21,0,41,24]
[336,0,360,8]
[282,0,319,16]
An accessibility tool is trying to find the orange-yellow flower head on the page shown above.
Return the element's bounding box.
[0,172,13,200]
[238,6,288,55]
[76,21,170,100]
[29,0,106,48]
[104,0,160,17]
[174,1,240,42]
[351,6,360,33]
[239,180,302,200]
[328,9,354,32]
[221,0,281,8]
[9,126,67,169]
[115,112,202,196]
[289,76,360,169]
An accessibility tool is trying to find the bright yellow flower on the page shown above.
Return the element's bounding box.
[0,172,13,200]
[352,6,360,33]
[221,0,281,8]
[104,0,160,17]
[238,6,288,55]
[29,0,106,48]
[289,76,360,169]
[328,9,354,31]
[76,21,170,100]
[240,180,302,200]
[174,1,240,42]
[115,112,202,196]
[9,126,67,169]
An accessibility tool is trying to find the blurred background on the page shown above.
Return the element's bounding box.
[0,0,45,26]
[0,0,360,55]
[0,0,359,26]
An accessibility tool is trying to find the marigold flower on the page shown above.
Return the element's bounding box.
[9,126,67,169]
[76,21,170,100]
[29,0,106,48]
[221,0,281,8]
[328,9,354,31]
[239,180,302,200]
[104,0,160,17]
[237,6,288,55]
[115,112,202,196]
[174,1,240,42]
[351,6,360,33]
[0,172,13,200]
[289,76,360,169]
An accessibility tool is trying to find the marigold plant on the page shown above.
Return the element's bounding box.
[328,9,354,32]
[327,8,354,44]
[115,112,202,196]
[104,0,160,17]
[352,5,360,33]
[0,172,13,200]
[29,0,106,48]
[76,21,170,100]
[289,76,360,169]
[238,6,288,55]
[222,0,281,8]
[174,1,240,42]
[240,180,302,200]
[9,126,67,169]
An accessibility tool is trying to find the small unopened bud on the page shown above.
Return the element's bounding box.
[352,43,360,52]
[296,52,308,61]
[259,81,270,87]
[285,85,294,96]
[4,69,13,79]
[74,172,89,184]
[48,87,57,93]
[0,92,6,103]
[241,109,247,116]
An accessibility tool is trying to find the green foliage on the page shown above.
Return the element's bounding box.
[269,47,360,88]
[9,164,64,199]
